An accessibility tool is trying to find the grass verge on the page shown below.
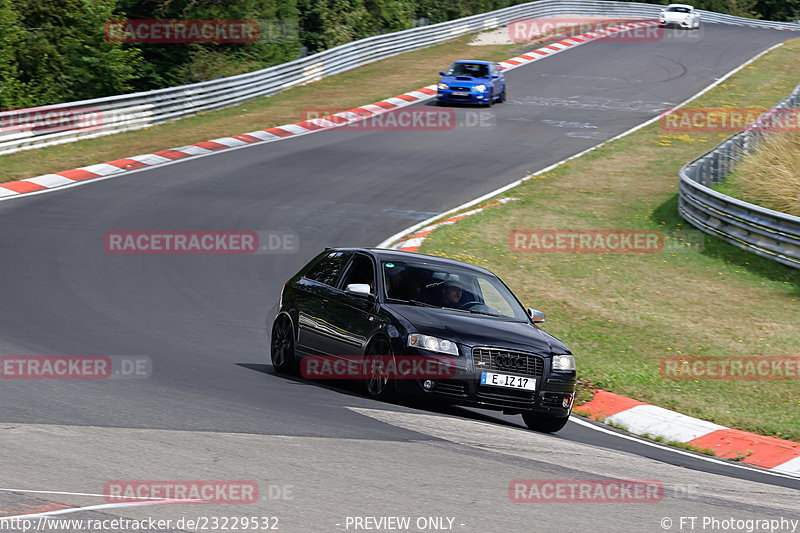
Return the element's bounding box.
[419,37,800,442]
[715,130,800,216]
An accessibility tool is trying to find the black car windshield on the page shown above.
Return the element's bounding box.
[382,260,528,321]
[667,6,691,12]
[446,63,489,77]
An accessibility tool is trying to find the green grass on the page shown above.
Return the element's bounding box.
[644,434,717,457]
[418,38,800,442]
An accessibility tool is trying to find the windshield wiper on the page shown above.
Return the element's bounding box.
[466,308,500,317]
[407,299,437,308]
[441,306,502,318]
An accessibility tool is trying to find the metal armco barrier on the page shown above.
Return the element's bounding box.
[1,0,797,155]
[678,83,800,269]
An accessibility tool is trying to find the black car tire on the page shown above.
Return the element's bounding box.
[498,87,506,103]
[363,337,395,400]
[485,90,494,107]
[522,412,570,433]
[270,316,298,374]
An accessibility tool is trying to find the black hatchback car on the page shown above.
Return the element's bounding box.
[270,248,576,432]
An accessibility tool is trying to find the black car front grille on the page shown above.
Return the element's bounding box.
[450,86,471,92]
[472,347,545,377]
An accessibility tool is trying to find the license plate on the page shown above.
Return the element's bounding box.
[451,91,469,96]
[481,371,535,390]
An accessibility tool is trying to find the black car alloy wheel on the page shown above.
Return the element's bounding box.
[271,316,297,374]
[364,337,394,400]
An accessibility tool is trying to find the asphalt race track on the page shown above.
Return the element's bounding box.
[1,23,798,532]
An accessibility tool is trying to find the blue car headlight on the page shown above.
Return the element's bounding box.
[437,83,449,91]
[474,84,487,92]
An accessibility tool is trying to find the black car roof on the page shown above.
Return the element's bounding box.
[327,247,496,276]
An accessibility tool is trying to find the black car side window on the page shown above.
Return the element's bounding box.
[339,254,376,293]
[304,251,350,287]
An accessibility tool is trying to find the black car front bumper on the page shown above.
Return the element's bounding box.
[395,346,576,416]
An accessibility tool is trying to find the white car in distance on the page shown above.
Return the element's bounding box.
[659,4,701,29]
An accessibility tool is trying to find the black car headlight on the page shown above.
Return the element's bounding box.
[408,334,459,356]
[552,354,576,371]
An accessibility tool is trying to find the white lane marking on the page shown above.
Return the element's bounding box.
[171,145,212,156]
[127,154,173,165]
[606,404,726,443]
[382,97,417,106]
[208,137,249,147]
[245,130,282,141]
[349,406,799,481]
[79,164,125,177]
[26,174,76,188]
[772,456,800,476]
[569,417,800,481]
[0,487,205,519]
[276,123,315,134]
[0,500,199,520]
[377,42,785,249]
[0,486,201,501]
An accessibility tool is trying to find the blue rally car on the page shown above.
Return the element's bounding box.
[436,60,506,106]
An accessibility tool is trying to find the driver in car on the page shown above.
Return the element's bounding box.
[441,280,464,308]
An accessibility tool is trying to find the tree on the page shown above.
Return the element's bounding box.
[0,0,27,108]
[9,0,142,106]
[754,0,800,21]
[116,0,301,88]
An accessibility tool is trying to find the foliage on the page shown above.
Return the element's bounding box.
[1,0,141,108]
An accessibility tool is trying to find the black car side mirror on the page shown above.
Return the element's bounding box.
[346,283,374,299]
[527,308,546,324]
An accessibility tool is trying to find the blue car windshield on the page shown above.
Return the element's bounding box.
[446,63,489,78]
[382,260,528,321]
